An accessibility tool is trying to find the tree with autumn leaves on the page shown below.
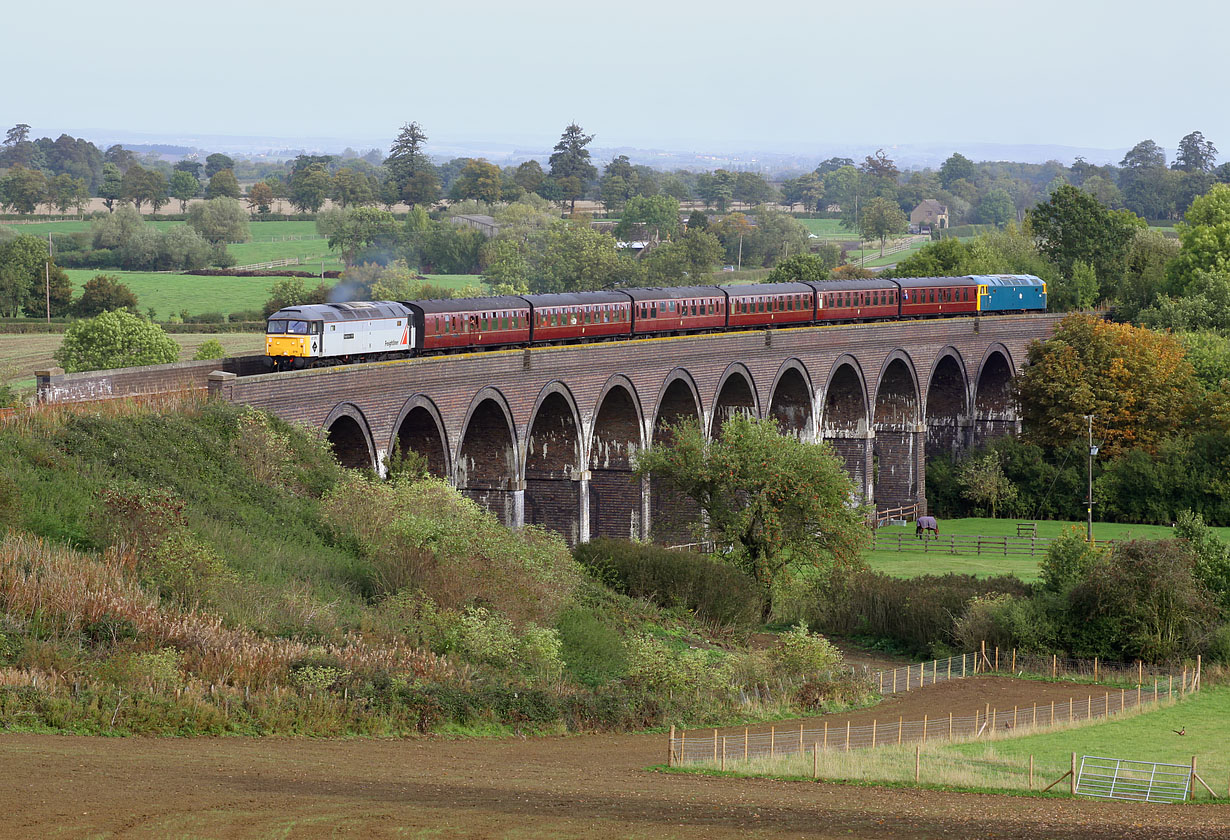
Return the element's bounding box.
[1017,313,1200,459]
[634,414,869,614]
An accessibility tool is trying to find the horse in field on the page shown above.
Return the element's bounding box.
[916,515,939,539]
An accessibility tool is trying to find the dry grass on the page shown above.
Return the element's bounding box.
[0,532,450,691]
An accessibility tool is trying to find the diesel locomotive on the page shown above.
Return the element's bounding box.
[265,274,1046,369]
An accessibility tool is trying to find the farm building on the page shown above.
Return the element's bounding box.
[910,199,949,231]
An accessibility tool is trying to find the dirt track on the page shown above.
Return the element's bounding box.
[3,677,1226,839]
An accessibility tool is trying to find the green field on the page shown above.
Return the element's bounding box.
[2,219,340,270]
[867,517,1230,582]
[63,270,290,320]
[945,686,1230,787]
[798,218,859,238]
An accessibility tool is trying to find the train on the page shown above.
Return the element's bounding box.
[264,274,1047,368]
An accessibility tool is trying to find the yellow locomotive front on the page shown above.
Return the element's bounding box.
[265,315,322,366]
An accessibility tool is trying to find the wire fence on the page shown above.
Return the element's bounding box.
[671,680,1188,766]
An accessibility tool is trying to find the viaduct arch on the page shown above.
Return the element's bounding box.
[212,314,1062,544]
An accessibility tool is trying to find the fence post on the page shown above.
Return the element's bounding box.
[1138,660,1143,688]
[1050,701,1055,726]
[1052,654,1057,679]
[1087,695,1091,720]
[1032,703,1037,728]
[915,744,921,782]
[813,744,819,779]
[1190,756,1197,801]
[922,714,927,744]
[713,729,718,761]
[1104,691,1109,715]
[669,725,675,767]
[948,658,952,681]
[824,721,828,751]
[1071,752,1077,796]
[1094,657,1098,682]
[893,669,897,693]
[872,719,876,748]
[799,724,804,755]
[721,737,726,771]
[995,646,999,672]
[770,725,775,757]
[898,716,902,745]
[681,729,686,761]
[845,721,850,752]
[1011,648,1016,673]
[1029,755,1034,790]
[948,712,953,739]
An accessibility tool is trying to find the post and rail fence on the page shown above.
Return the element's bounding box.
[669,649,1201,776]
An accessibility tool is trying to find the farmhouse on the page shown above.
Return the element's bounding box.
[910,199,949,232]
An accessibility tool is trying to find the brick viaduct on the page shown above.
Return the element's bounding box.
[203,313,1062,545]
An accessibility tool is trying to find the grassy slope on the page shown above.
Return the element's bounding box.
[866,518,1230,582]
[797,219,858,238]
[62,269,289,319]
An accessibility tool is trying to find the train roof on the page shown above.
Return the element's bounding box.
[521,292,630,307]
[802,279,898,292]
[720,282,813,296]
[404,296,531,314]
[268,301,409,322]
[893,276,982,288]
[621,286,726,301]
[966,274,1045,286]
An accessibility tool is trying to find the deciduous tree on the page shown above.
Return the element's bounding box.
[205,169,241,200]
[288,165,331,213]
[633,414,869,613]
[1017,313,1199,458]
[204,153,235,179]
[246,181,274,215]
[0,166,47,214]
[858,196,907,255]
[99,163,124,212]
[186,197,250,244]
[169,170,200,212]
[72,274,139,317]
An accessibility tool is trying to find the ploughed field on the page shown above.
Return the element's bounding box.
[4,676,1224,839]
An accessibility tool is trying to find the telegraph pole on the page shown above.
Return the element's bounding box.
[1085,415,1096,543]
[45,232,52,323]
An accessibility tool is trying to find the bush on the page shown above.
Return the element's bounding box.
[803,570,1031,656]
[573,538,763,628]
[771,621,843,677]
[186,197,251,244]
[55,310,177,372]
[192,339,226,361]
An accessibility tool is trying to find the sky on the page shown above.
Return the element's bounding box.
[5,0,1226,162]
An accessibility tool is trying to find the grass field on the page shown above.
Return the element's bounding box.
[867,517,1230,582]
[1,332,265,390]
[62,269,289,319]
[798,218,859,238]
[685,685,1228,800]
[943,686,1230,791]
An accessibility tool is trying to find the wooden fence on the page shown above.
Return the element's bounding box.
[670,681,1182,765]
[872,531,1060,556]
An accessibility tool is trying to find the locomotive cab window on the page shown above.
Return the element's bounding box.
[266,321,286,334]
[285,320,309,335]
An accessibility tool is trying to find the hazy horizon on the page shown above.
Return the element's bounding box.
[5,0,1224,168]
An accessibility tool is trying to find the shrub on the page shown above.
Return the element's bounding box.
[573,539,763,628]
[1039,528,1106,593]
[97,481,187,562]
[56,310,177,373]
[192,339,226,361]
[771,621,843,677]
[624,633,731,694]
[144,529,233,607]
[803,570,1031,656]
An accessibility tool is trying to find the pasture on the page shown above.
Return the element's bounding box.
[62,270,289,320]
[866,517,1230,581]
